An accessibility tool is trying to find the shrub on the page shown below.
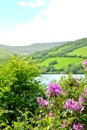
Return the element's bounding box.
[49,60,58,65]
[29,60,87,129]
[0,56,44,128]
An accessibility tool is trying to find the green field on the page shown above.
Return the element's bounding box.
[38,57,83,69]
[67,46,87,57]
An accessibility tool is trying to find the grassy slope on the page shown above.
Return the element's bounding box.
[32,38,87,73]
[0,48,13,64]
[67,46,87,56]
[0,48,12,58]
[48,45,71,55]
[39,57,83,69]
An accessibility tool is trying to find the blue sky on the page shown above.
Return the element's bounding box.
[0,0,48,32]
[0,0,87,46]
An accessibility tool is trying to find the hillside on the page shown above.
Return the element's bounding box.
[0,42,66,55]
[0,48,13,64]
[32,38,87,74]
[0,38,87,74]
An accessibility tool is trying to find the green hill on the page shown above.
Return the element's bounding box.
[0,48,12,57]
[0,38,87,73]
[0,48,13,64]
[0,41,67,65]
[0,42,66,55]
[32,38,87,74]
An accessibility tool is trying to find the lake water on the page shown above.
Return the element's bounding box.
[37,74,84,86]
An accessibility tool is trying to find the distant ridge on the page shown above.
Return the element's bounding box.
[0,41,67,55]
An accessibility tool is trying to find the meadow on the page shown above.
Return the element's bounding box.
[39,57,83,69]
[67,46,87,57]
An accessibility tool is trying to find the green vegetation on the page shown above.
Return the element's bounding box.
[0,42,66,65]
[67,46,87,57]
[48,44,71,55]
[0,59,87,129]
[31,67,87,129]
[0,42,66,55]
[0,56,44,129]
[0,48,12,57]
[37,57,83,73]
[0,38,87,73]
[32,38,87,73]
[1,38,87,129]
[39,57,82,68]
[0,48,13,65]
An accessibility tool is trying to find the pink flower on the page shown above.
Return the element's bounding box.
[73,123,84,130]
[46,82,62,97]
[49,111,53,117]
[37,97,48,107]
[61,120,66,128]
[82,60,87,66]
[64,99,83,113]
[78,96,84,103]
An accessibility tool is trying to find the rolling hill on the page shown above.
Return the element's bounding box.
[0,42,66,55]
[0,38,87,74]
[32,38,87,74]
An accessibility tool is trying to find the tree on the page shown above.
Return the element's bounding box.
[0,56,44,127]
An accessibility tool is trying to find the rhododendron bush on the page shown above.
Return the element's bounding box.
[29,60,87,130]
[0,59,87,130]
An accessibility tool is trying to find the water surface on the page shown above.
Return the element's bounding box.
[37,74,84,86]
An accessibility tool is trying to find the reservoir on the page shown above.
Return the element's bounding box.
[37,74,85,86]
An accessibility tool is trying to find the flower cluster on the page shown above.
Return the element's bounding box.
[36,64,87,130]
[73,123,84,130]
[46,82,62,97]
[37,97,48,107]
[64,99,83,113]
[82,60,87,70]
[82,60,87,66]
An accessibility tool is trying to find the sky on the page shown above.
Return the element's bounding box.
[0,0,87,46]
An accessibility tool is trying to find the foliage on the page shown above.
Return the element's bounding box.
[67,46,87,57]
[49,60,58,65]
[1,58,87,129]
[0,56,44,128]
[28,60,87,130]
[38,57,83,74]
[1,38,87,74]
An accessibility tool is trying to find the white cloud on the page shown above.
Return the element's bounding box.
[1,0,87,46]
[18,1,27,7]
[18,0,46,9]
